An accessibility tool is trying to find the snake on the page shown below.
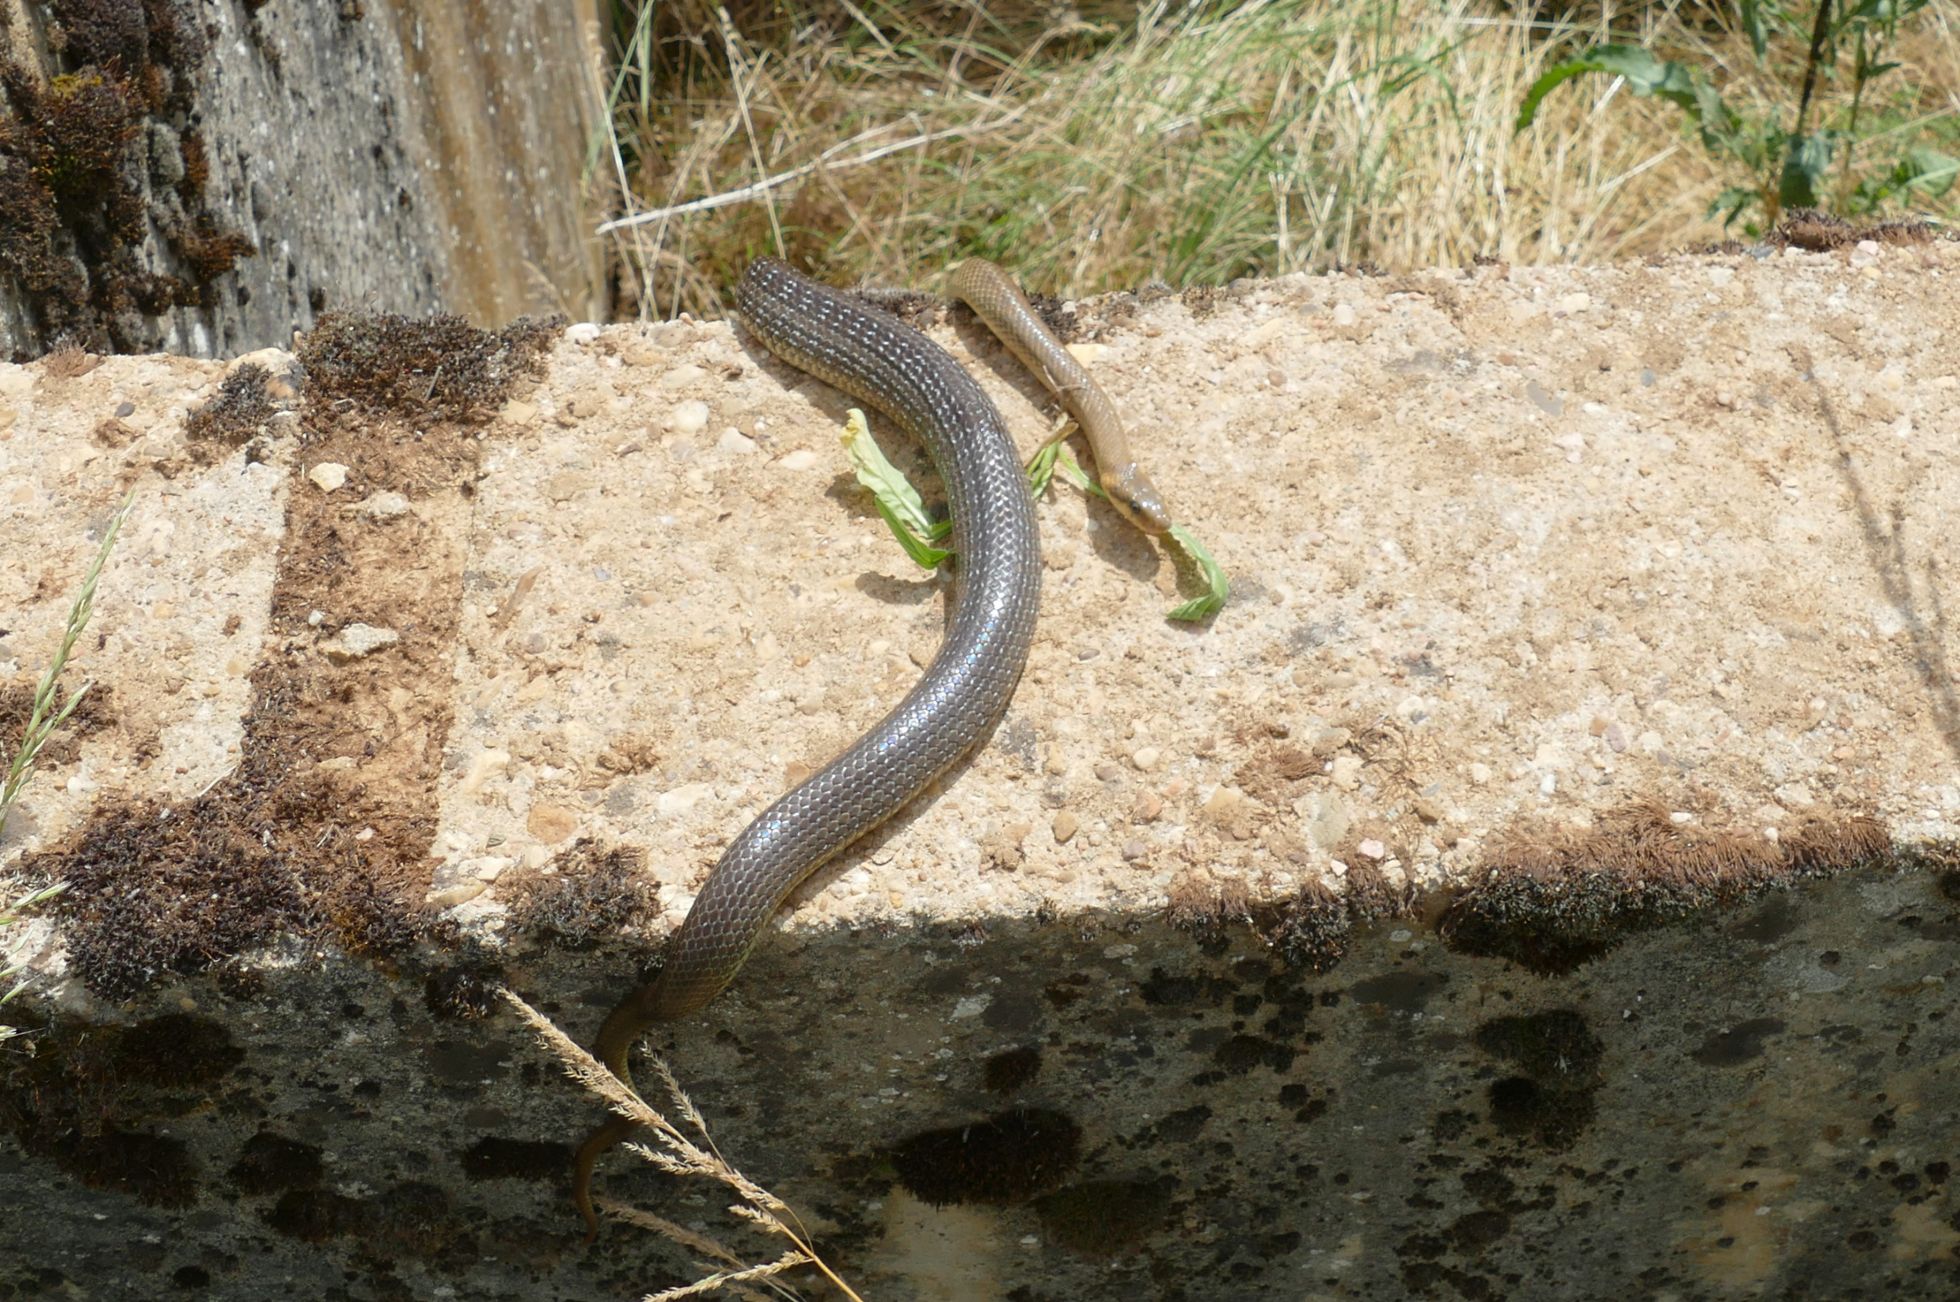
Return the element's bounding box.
[574,257,1169,1233]
[948,259,1173,537]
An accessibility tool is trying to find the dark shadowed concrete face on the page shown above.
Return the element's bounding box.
[1,861,1955,1297]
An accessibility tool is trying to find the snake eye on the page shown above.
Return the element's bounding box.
[1107,467,1174,536]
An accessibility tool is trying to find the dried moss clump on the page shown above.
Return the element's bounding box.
[298,312,562,422]
[502,839,657,948]
[1166,861,1419,974]
[1441,803,1891,974]
[184,361,276,449]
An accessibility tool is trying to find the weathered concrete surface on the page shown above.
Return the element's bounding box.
[0,0,605,360]
[1,241,1957,1299]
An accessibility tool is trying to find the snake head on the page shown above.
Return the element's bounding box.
[1101,461,1174,537]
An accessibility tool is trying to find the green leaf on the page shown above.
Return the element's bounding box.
[1707,185,1760,227]
[1049,444,1099,496]
[838,408,952,569]
[1779,132,1835,208]
[1741,0,1770,58]
[1516,45,1740,159]
[1165,525,1229,623]
[1901,146,1959,196]
[838,408,936,539]
[1027,438,1063,500]
[872,496,953,569]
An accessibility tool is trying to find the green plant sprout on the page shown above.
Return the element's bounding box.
[2,487,136,1041]
[0,488,135,839]
[838,411,1229,621]
[1516,1,1956,233]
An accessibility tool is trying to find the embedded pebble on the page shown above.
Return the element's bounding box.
[657,783,713,817]
[1121,839,1147,862]
[779,448,819,471]
[307,462,349,492]
[1052,811,1079,844]
[668,399,711,434]
[1357,839,1386,860]
[526,804,579,843]
[564,322,602,345]
[322,622,398,661]
[356,490,411,520]
[1130,746,1162,772]
[1305,723,1350,757]
[717,427,758,455]
[1302,792,1351,850]
[1332,302,1358,327]
[1330,756,1363,791]
[427,880,487,909]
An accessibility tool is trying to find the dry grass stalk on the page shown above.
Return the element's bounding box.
[499,989,863,1301]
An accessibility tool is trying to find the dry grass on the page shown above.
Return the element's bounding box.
[501,990,860,1301]
[597,0,1957,317]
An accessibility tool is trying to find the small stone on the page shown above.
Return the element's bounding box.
[1305,723,1350,757]
[657,783,713,817]
[1330,756,1363,791]
[1121,839,1148,862]
[1604,722,1628,753]
[1332,302,1358,328]
[544,470,596,502]
[459,749,510,796]
[1052,810,1079,844]
[1132,791,1164,823]
[1468,762,1492,785]
[1557,291,1591,313]
[717,427,757,455]
[1302,792,1351,850]
[779,448,819,471]
[1130,746,1162,772]
[667,399,711,434]
[355,490,411,520]
[308,462,349,492]
[322,622,399,661]
[1357,838,1386,860]
[564,322,601,345]
[427,880,487,909]
[525,804,579,844]
[502,399,539,426]
[1414,797,1446,824]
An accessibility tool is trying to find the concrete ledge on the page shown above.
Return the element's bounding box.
[1,242,1956,1297]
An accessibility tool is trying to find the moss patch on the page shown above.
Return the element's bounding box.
[500,839,658,949]
[298,312,560,422]
[1440,802,1890,974]
[1,0,256,357]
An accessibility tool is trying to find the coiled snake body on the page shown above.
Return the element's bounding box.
[575,258,1044,1230]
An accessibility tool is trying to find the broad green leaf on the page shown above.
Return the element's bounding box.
[1708,185,1760,227]
[1901,146,1959,196]
[872,496,953,569]
[839,408,936,539]
[1779,132,1835,208]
